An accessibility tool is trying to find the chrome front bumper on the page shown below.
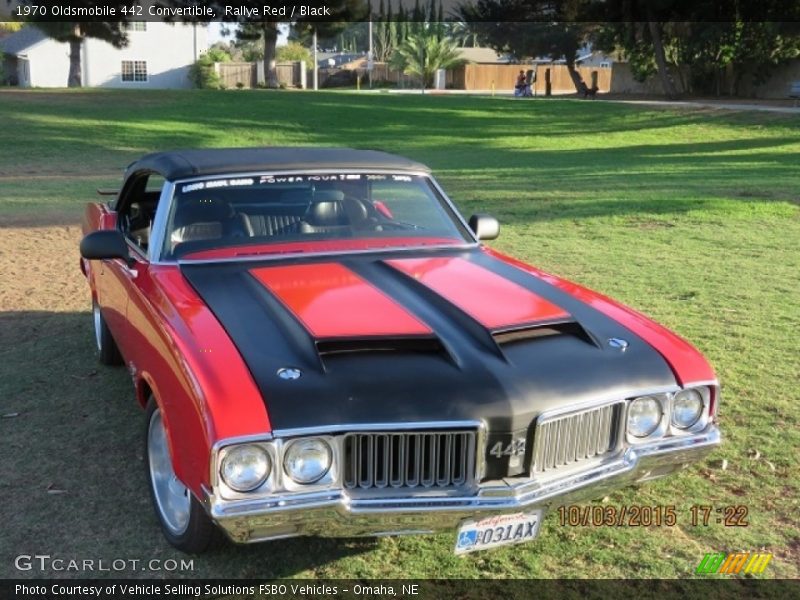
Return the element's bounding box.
[204,426,721,544]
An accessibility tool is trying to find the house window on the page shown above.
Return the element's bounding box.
[121,60,148,82]
[126,22,146,32]
[600,61,611,68]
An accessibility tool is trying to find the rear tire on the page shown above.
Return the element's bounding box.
[92,301,122,366]
[144,397,221,554]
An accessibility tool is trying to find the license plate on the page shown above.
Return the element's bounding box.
[454,511,542,555]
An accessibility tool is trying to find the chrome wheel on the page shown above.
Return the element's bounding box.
[92,303,103,352]
[147,409,190,536]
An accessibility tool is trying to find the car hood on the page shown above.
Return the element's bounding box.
[180,248,680,441]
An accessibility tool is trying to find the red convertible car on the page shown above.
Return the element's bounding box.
[79,148,721,554]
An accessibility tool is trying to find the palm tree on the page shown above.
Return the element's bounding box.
[448,20,480,48]
[390,29,465,89]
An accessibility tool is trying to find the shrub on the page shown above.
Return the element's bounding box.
[189,54,222,89]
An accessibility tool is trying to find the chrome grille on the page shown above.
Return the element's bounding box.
[343,431,476,490]
[532,402,623,474]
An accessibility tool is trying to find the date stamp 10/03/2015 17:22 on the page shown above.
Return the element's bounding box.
[558,504,750,528]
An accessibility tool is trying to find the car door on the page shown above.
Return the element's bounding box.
[99,172,163,366]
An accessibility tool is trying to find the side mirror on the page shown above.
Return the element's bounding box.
[468,214,500,241]
[80,230,132,264]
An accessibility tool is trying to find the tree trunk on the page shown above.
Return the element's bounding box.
[262,22,279,88]
[647,21,678,99]
[68,27,82,87]
[565,60,583,94]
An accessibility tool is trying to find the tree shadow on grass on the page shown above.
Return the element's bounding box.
[5,90,797,174]
[0,311,376,579]
[2,90,798,230]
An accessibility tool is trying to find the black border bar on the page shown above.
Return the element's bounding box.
[3,579,800,600]
[4,0,800,23]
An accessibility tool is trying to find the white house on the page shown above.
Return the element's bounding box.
[1,23,208,88]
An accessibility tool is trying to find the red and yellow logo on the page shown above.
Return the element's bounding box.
[696,552,772,575]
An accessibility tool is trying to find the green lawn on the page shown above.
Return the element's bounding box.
[0,88,798,579]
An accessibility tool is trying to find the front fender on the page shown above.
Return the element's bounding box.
[140,265,271,497]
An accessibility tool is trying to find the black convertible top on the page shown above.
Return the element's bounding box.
[126,147,431,180]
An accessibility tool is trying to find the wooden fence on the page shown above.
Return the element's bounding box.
[215,61,305,89]
[217,61,607,94]
[334,62,611,93]
[216,62,257,89]
[455,64,612,93]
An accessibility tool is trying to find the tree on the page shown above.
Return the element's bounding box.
[212,0,367,88]
[448,20,481,48]
[594,1,800,97]
[236,21,281,87]
[459,1,592,93]
[232,36,263,62]
[277,41,311,64]
[206,42,233,63]
[591,2,682,98]
[32,22,128,87]
[390,28,465,89]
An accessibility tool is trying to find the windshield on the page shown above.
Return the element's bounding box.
[163,172,472,260]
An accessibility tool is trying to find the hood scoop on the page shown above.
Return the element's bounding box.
[491,320,598,347]
[316,336,446,357]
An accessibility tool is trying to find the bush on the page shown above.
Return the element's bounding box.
[206,46,232,63]
[276,42,311,64]
[189,54,222,89]
[0,54,5,86]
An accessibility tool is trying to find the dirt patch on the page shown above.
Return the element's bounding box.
[0,226,87,313]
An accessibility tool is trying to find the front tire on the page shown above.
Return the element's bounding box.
[145,398,221,554]
[92,301,122,366]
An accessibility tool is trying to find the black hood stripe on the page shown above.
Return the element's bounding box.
[180,247,677,432]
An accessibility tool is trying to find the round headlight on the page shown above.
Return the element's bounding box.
[283,438,332,484]
[220,445,271,492]
[628,396,663,438]
[672,389,704,429]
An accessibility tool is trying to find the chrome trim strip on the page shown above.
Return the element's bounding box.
[271,420,484,439]
[148,181,175,264]
[535,394,631,421]
[475,420,487,481]
[427,174,480,244]
[682,379,720,389]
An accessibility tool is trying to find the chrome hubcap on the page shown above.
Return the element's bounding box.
[148,409,190,535]
[92,303,102,352]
